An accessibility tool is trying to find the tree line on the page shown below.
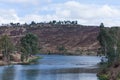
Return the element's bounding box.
[1,20,78,27]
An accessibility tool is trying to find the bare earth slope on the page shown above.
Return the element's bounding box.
[0,24,100,55]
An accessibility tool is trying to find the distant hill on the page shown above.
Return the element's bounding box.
[0,24,100,55]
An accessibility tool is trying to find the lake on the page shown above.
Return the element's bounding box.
[0,55,101,80]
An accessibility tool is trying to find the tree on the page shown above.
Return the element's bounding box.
[16,23,20,26]
[100,23,104,28]
[52,20,56,24]
[108,27,120,62]
[0,35,14,62]
[20,33,39,61]
[10,23,14,26]
[97,27,120,80]
[57,45,67,53]
[30,21,36,25]
[97,23,107,55]
[97,23,116,64]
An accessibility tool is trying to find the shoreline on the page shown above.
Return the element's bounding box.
[0,55,41,66]
[97,62,120,80]
[39,52,99,56]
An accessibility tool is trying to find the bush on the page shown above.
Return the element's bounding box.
[98,74,109,80]
[117,72,120,80]
[57,45,67,53]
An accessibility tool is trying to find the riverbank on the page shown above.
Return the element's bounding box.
[97,62,120,80]
[39,52,99,56]
[0,55,41,66]
[12,56,41,65]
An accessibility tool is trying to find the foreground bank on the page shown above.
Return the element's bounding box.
[0,54,41,66]
[97,62,120,80]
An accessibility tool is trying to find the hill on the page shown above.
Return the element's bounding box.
[0,24,100,55]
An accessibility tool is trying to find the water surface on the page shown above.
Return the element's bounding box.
[0,55,101,80]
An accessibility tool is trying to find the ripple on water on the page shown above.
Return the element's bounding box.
[0,55,101,80]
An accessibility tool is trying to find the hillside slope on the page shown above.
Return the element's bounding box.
[0,24,100,55]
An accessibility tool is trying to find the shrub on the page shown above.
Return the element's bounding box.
[98,74,109,80]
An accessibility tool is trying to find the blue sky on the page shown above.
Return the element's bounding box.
[0,0,120,26]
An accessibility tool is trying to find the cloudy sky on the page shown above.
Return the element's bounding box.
[0,0,120,26]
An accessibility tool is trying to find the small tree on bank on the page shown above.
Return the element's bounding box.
[57,45,67,53]
[0,35,14,62]
[20,33,39,62]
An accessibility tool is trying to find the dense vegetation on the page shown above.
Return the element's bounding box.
[98,23,120,65]
[97,23,120,80]
[0,33,39,64]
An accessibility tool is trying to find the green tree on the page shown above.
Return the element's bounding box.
[20,33,39,62]
[57,45,67,53]
[52,20,56,24]
[97,23,107,56]
[108,27,120,62]
[0,35,14,62]
[97,23,116,64]
[30,21,36,26]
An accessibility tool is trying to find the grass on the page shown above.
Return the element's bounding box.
[17,56,42,65]
[98,74,109,80]
[97,62,109,80]
[28,56,42,63]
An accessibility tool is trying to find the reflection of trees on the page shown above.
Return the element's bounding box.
[24,69,39,80]
[1,66,15,80]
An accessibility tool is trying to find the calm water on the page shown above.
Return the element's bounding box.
[0,55,101,80]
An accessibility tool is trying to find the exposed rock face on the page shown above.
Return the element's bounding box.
[0,24,100,55]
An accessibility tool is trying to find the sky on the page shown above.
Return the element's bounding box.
[0,0,120,26]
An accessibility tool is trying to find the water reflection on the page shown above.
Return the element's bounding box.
[1,66,15,80]
[24,69,40,80]
[38,73,98,80]
[0,55,101,80]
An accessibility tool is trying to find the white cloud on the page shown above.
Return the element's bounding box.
[0,0,52,4]
[0,0,40,5]
[6,0,34,3]
[0,9,20,24]
[0,1,120,26]
[45,0,52,3]
[0,0,37,3]
[64,1,120,19]
[38,1,120,26]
